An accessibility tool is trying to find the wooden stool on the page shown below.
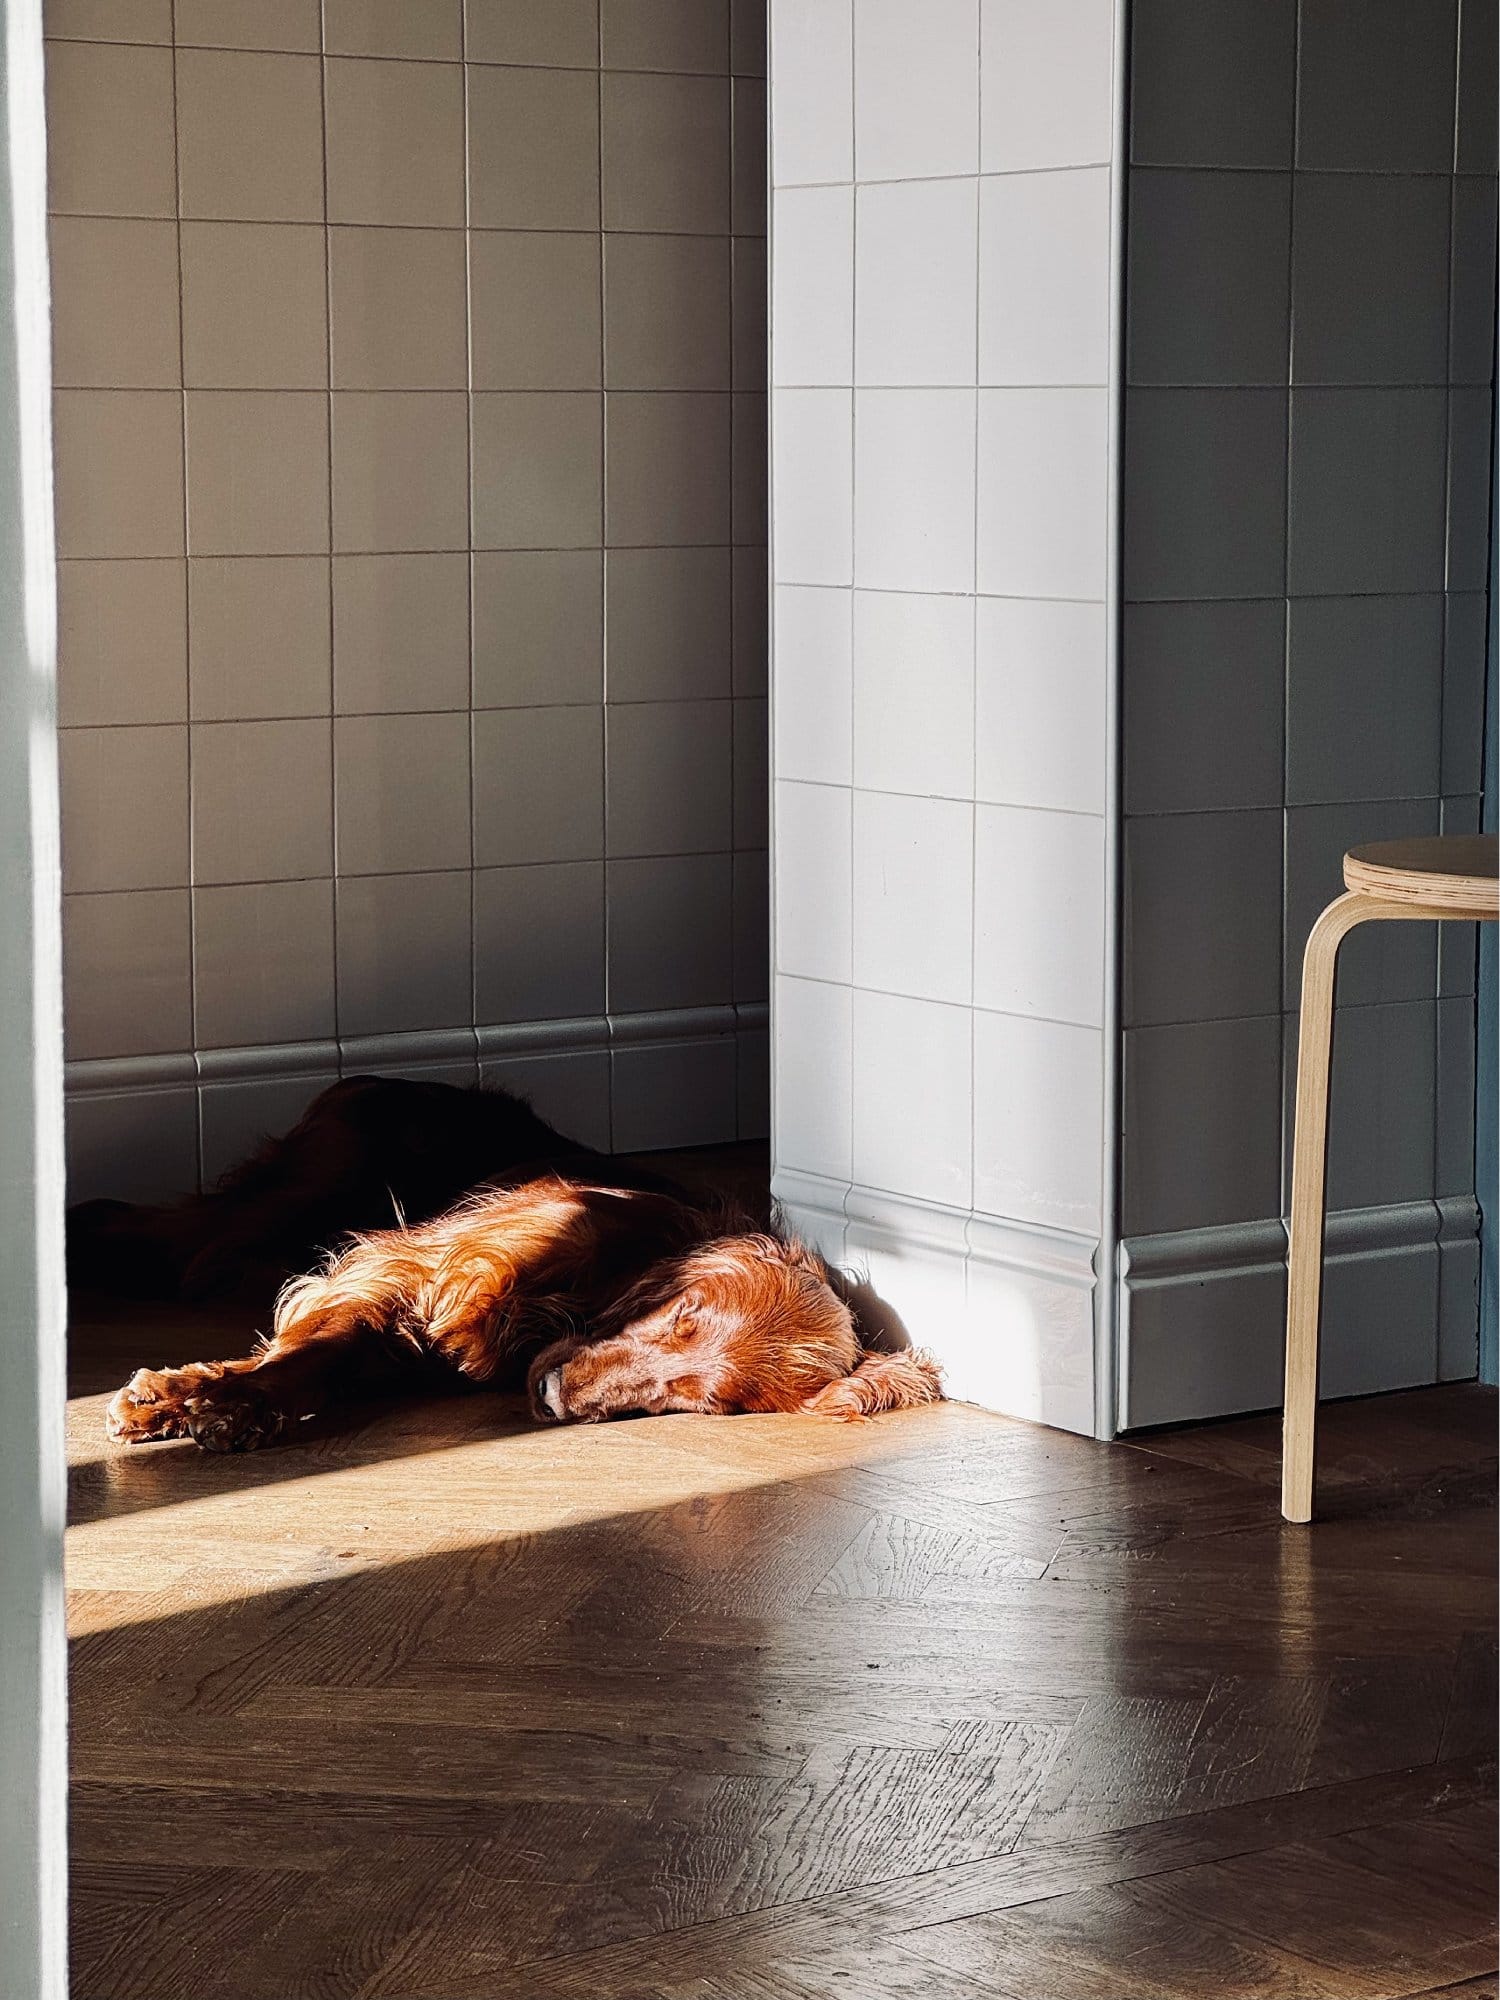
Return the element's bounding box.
[1282,833,1500,1523]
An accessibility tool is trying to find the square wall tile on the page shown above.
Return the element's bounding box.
[732,544,768,694]
[335,712,471,874]
[772,186,853,388]
[731,0,766,75]
[186,391,330,555]
[1122,599,1283,815]
[62,888,192,1060]
[775,779,850,982]
[734,846,768,1000]
[606,698,733,855]
[330,228,468,390]
[852,987,972,1208]
[333,553,469,714]
[474,861,605,1023]
[982,0,1114,171]
[1289,998,1438,1212]
[974,1011,1101,1231]
[732,392,768,542]
[852,590,973,798]
[465,0,599,66]
[324,0,463,57]
[173,0,320,48]
[1122,1014,1283,1234]
[854,0,978,181]
[856,178,977,389]
[480,1049,611,1151]
[606,852,734,1010]
[733,694,768,845]
[473,392,603,550]
[1129,0,1294,167]
[1283,798,1438,1010]
[774,584,851,785]
[732,74,767,233]
[332,392,468,554]
[775,973,852,1180]
[472,705,604,866]
[601,72,729,232]
[192,878,334,1046]
[472,233,602,392]
[198,1072,339,1185]
[1450,177,1499,386]
[190,717,333,883]
[189,556,331,720]
[1443,594,1488,796]
[606,548,731,701]
[855,389,976,594]
[53,391,184,559]
[603,0,728,71]
[66,1085,200,1204]
[46,0,171,40]
[1296,0,1456,171]
[980,167,1110,388]
[1124,808,1282,1027]
[57,559,186,727]
[605,235,730,392]
[1126,170,1290,386]
[977,387,1107,599]
[49,217,180,389]
[336,868,473,1035]
[772,388,852,585]
[326,56,465,226]
[176,50,325,221]
[976,598,1106,815]
[180,222,328,390]
[60,724,188,892]
[467,64,601,230]
[1448,385,1494,594]
[769,0,852,186]
[1286,595,1443,807]
[606,393,730,546]
[612,1037,739,1150]
[1287,388,1447,597]
[975,803,1105,1026]
[853,790,972,1004]
[1291,175,1450,386]
[733,233,768,390]
[1123,388,1286,601]
[473,550,604,706]
[45,42,175,217]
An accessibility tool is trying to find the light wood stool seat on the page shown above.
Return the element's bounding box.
[1282,833,1499,1523]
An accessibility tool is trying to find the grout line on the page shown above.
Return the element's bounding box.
[317,0,341,1073]
[460,0,480,1078]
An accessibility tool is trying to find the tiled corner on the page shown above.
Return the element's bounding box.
[775,779,851,984]
[771,185,853,388]
[772,388,852,586]
[769,0,852,187]
[775,972,852,1181]
[774,584,852,787]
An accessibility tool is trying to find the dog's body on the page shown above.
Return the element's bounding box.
[89,1078,942,1450]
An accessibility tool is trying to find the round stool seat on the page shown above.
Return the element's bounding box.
[1343,833,1500,915]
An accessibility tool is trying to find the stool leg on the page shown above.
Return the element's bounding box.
[1282,894,1365,1524]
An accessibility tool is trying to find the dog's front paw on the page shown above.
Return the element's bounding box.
[105,1365,201,1444]
[181,1386,287,1454]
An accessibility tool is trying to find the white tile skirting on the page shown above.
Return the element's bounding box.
[65,1003,770,1204]
[772,1165,1100,1437]
[1118,1197,1482,1431]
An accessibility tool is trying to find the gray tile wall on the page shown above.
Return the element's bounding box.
[1122,0,1495,1245]
[47,0,768,1189]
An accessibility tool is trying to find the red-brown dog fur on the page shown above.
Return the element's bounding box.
[106,1176,943,1452]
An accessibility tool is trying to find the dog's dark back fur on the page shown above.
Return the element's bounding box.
[67,1075,682,1304]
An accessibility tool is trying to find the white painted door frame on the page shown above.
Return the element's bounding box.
[0,2,67,1995]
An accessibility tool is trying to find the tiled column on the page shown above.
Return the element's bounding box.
[769,0,1124,1435]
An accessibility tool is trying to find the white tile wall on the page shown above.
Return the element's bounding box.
[771,0,1119,1431]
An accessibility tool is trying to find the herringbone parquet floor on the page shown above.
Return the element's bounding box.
[67,1283,1497,1999]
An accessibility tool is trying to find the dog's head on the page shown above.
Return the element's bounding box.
[528,1235,858,1423]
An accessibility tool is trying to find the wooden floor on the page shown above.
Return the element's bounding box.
[68,1291,1497,1998]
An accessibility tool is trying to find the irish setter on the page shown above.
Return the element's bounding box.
[94,1083,941,1450]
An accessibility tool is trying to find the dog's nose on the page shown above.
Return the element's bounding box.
[539,1369,564,1420]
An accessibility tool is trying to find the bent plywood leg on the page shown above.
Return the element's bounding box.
[1282,893,1371,1524]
